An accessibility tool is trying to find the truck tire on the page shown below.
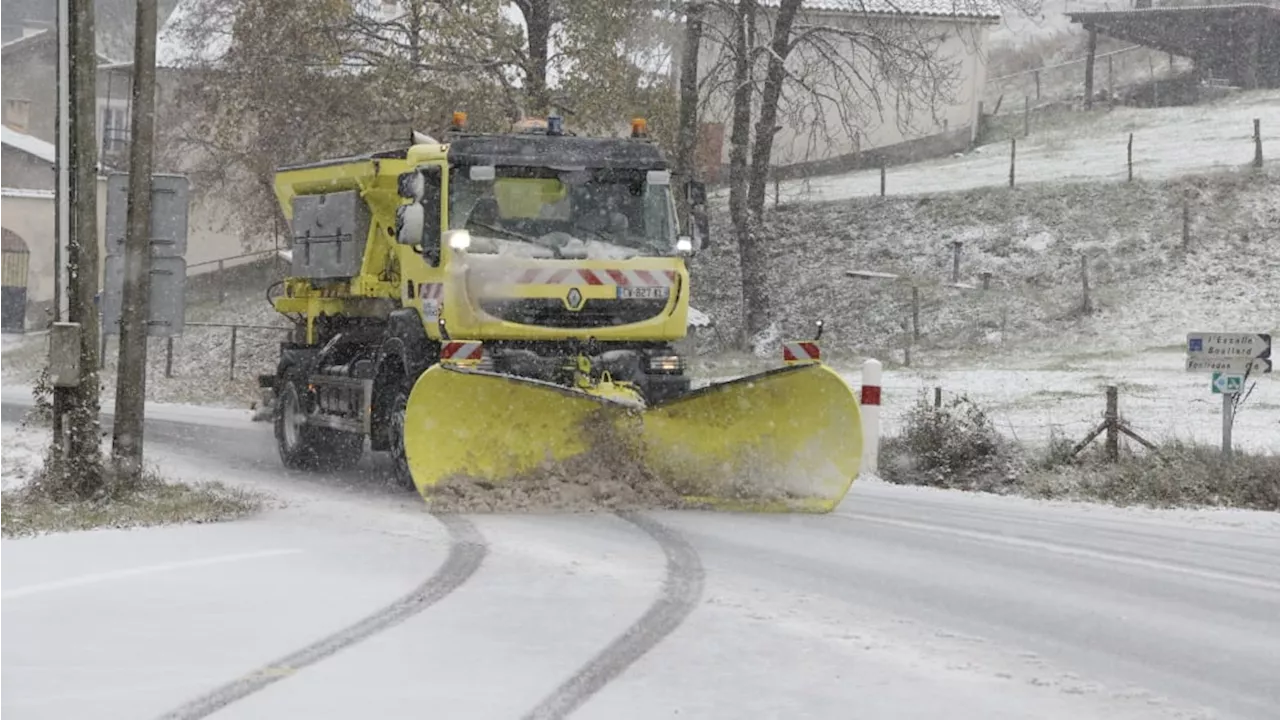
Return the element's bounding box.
[385,378,416,490]
[274,371,364,471]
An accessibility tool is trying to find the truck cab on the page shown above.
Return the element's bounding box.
[266,114,710,483]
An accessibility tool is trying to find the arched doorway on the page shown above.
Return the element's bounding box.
[2,227,31,333]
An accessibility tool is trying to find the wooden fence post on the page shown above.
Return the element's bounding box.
[1009,137,1016,188]
[1080,253,1092,314]
[1105,385,1119,462]
[1034,70,1041,100]
[165,336,174,378]
[934,386,942,408]
[951,241,962,284]
[1024,95,1031,138]
[1254,118,1263,168]
[880,164,886,196]
[1127,133,1134,182]
[217,259,226,304]
[229,325,238,380]
[911,286,921,342]
[1084,27,1097,110]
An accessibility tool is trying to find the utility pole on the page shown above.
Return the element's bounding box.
[64,0,104,486]
[52,0,71,455]
[112,0,159,482]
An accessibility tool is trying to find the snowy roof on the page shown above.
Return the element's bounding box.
[1,187,55,199]
[0,27,117,63]
[756,0,1001,20]
[1,126,56,163]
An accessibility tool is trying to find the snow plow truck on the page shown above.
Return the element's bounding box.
[262,112,863,512]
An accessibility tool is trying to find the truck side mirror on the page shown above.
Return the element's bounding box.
[421,166,443,264]
[395,203,425,246]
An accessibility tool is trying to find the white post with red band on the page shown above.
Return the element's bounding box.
[860,359,882,477]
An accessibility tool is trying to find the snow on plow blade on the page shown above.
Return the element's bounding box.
[641,364,862,512]
[402,363,862,513]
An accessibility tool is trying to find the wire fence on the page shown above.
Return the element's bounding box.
[877,380,1279,455]
[983,45,1194,117]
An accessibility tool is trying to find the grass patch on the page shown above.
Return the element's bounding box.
[881,393,1280,511]
[1024,443,1280,511]
[1,442,265,538]
[3,480,264,538]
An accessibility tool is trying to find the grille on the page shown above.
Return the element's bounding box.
[480,298,668,329]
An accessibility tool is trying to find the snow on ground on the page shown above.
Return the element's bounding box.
[1,423,46,491]
[729,90,1280,205]
[0,291,287,409]
[851,474,1280,533]
[841,348,1280,455]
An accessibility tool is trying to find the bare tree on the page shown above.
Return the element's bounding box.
[695,0,1038,345]
[162,0,680,246]
[675,0,706,233]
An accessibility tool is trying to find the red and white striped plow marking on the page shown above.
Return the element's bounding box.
[441,341,484,364]
[860,359,882,477]
[513,268,677,287]
[782,341,821,365]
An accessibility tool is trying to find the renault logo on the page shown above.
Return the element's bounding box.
[565,287,584,310]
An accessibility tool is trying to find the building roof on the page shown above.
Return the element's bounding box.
[1,125,56,163]
[756,0,1001,20]
[0,26,118,62]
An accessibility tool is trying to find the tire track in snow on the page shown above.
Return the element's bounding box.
[155,514,487,720]
[521,512,705,720]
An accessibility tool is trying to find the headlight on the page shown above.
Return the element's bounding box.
[447,229,472,250]
[648,355,684,373]
[675,236,693,254]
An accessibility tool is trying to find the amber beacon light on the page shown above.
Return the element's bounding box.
[631,117,648,138]
[452,111,467,130]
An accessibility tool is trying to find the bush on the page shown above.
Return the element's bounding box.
[1025,442,1280,511]
[880,392,1026,492]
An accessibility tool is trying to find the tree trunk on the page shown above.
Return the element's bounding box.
[746,0,800,214]
[111,0,159,485]
[66,0,103,491]
[674,0,705,235]
[727,0,756,348]
[522,0,552,115]
[739,0,801,346]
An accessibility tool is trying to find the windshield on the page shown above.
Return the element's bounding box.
[449,167,678,258]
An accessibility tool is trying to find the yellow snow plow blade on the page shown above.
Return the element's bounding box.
[403,363,862,513]
[640,364,862,512]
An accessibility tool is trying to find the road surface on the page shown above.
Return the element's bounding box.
[2,395,1278,719]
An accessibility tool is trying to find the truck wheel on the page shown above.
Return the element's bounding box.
[386,380,416,490]
[274,374,364,471]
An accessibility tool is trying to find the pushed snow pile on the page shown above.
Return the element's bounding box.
[427,413,688,514]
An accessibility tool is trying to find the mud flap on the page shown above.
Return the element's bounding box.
[641,364,862,512]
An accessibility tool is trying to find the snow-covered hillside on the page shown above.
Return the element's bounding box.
[739,90,1280,205]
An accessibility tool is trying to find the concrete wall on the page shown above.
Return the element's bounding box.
[0,36,57,143]
[1,145,53,190]
[674,7,994,171]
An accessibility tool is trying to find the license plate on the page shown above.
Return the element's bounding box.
[616,286,670,300]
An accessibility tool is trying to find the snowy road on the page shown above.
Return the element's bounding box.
[2,398,1278,719]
